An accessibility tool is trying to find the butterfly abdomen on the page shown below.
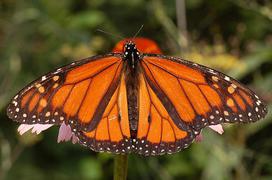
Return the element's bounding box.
[123,41,141,138]
[125,69,140,139]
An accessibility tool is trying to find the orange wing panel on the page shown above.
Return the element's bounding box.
[63,79,91,117]
[147,84,169,117]
[136,72,194,155]
[95,117,109,141]
[180,79,210,115]
[147,106,162,143]
[199,85,222,108]
[108,105,123,142]
[161,119,175,142]
[118,74,130,138]
[77,74,131,153]
[144,57,206,84]
[52,85,73,109]
[78,62,122,124]
[239,90,254,107]
[137,73,151,139]
[168,118,187,139]
[84,129,95,138]
[142,62,196,122]
[21,90,34,107]
[28,93,40,112]
[65,57,120,84]
[233,93,246,111]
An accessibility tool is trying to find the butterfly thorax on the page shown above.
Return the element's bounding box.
[123,42,141,138]
[123,41,140,70]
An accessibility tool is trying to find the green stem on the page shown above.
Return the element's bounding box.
[113,154,128,180]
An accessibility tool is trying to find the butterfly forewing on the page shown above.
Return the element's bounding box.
[141,54,267,133]
[7,54,124,132]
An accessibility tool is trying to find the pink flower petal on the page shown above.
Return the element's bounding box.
[194,124,224,143]
[195,134,203,142]
[18,123,77,144]
[64,129,73,142]
[18,124,34,135]
[209,124,224,134]
[31,124,54,134]
[57,123,67,143]
[18,124,26,132]
[37,124,54,134]
[18,124,53,135]
[57,122,73,143]
[72,134,78,144]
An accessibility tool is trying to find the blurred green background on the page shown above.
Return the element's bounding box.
[0,0,272,179]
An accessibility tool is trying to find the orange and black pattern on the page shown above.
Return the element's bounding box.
[75,74,132,153]
[7,38,267,156]
[141,55,267,133]
[7,54,123,130]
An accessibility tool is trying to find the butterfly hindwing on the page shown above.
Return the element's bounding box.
[141,54,267,133]
[135,73,195,155]
[76,74,132,153]
[7,54,124,132]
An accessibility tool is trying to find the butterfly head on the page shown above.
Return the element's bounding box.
[123,41,140,69]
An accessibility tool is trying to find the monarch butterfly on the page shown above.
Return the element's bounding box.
[7,37,267,156]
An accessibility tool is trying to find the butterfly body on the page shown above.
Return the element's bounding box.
[7,38,267,156]
[123,41,141,137]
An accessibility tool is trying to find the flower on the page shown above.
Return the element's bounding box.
[17,122,78,144]
[195,124,224,142]
[57,122,78,144]
[208,124,224,134]
[18,123,224,144]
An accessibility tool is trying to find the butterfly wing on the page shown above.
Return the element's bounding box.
[7,54,124,132]
[135,73,195,155]
[76,74,132,153]
[140,54,267,134]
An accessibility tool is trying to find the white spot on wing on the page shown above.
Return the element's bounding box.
[224,76,230,81]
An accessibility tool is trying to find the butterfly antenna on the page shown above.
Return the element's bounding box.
[96,29,125,40]
[132,24,144,39]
